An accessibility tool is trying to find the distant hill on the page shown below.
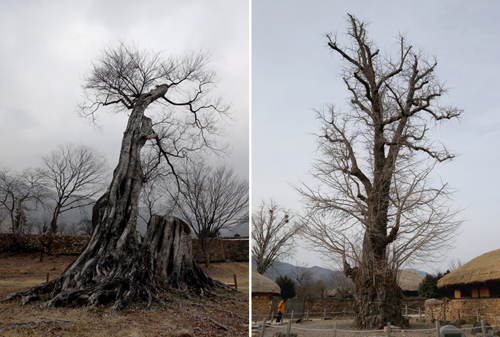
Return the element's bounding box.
[256,260,429,283]
[407,268,429,277]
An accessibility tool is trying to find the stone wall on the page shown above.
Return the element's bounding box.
[0,234,249,262]
[252,294,273,318]
[304,298,354,318]
[304,298,426,318]
[0,234,88,255]
[426,298,500,324]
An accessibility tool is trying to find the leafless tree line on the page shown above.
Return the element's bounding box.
[0,142,109,239]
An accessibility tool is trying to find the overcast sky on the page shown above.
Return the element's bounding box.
[0,0,249,180]
[253,0,500,273]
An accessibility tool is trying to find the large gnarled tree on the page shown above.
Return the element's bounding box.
[5,42,229,310]
[297,15,462,329]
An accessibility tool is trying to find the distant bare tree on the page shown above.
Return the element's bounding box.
[448,257,463,271]
[0,207,8,233]
[310,279,329,299]
[169,164,248,268]
[327,271,355,299]
[0,167,46,237]
[40,142,108,244]
[296,15,463,328]
[293,263,314,300]
[252,200,301,275]
[77,217,93,236]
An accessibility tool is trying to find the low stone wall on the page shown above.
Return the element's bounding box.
[0,234,89,255]
[426,298,500,324]
[304,297,426,318]
[0,234,249,262]
[305,298,354,317]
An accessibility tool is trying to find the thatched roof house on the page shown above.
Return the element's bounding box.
[398,270,424,292]
[252,270,280,315]
[437,249,500,298]
[252,270,281,295]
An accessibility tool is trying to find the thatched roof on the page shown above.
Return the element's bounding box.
[398,270,424,291]
[252,270,281,295]
[328,286,353,298]
[438,249,500,288]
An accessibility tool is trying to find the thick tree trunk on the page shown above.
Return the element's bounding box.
[202,237,211,268]
[346,251,407,329]
[351,272,407,329]
[4,90,214,310]
[45,207,60,252]
[16,202,25,237]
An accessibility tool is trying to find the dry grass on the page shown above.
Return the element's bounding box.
[0,253,249,336]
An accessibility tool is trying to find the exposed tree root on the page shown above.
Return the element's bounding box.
[3,216,216,311]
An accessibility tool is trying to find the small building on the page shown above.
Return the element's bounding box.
[398,270,424,297]
[252,270,281,315]
[438,249,500,298]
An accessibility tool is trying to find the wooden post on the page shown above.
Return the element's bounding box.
[306,310,309,322]
[477,310,480,322]
[405,305,408,316]
[286,319,292,337]
[323,309,327,320]
[270,311,274,323]
[290,310,294,322]
[419,308,422,318]
[387,321,391,337]
[481,320,487,337]
[260,317,267,337]
[494,314,498,332]
[233,274,237,290]
[436,320,440,337]
[46,273,49,282]
[431,308,434,320]
[333,321,337,337]
[255,311,259,323]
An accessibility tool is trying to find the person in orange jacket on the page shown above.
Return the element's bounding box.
[276,299,286,323]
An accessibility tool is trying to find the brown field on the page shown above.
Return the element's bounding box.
[0,253,249,336]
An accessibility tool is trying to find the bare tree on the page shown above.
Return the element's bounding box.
[447,257,463,271]
[252,200,301,275]
[0,207,7,233]
[293,263,314,300]
[6,42,229,310]
[0,167,45,237]
[77,216,93,236]
[40,142,108,245]
[296,15,463,329]
[169,163,248,268]
[327,271,355,299]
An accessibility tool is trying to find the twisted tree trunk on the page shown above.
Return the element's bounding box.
[4,89,214,310]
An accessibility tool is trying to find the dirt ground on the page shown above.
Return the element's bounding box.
[0,253,249,336]
[254,318,438,337]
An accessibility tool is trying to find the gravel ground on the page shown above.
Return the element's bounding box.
[253,318,442,337]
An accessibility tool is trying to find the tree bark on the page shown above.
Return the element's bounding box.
[203,237,211,268]
[353,279,406,329]
[4,90,214,310]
